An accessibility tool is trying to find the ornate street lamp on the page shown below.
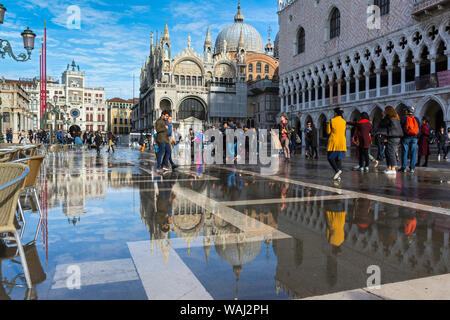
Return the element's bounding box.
[0,3,36,62]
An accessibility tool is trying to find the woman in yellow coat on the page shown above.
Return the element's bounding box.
[327,108,347,180]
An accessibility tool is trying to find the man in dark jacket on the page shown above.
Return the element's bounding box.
[155,110,171,172]
[399,106,421,173]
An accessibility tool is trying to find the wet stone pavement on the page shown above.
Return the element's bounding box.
[1,147,449,300]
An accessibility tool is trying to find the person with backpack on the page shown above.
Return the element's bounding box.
[94,131,103,155]
[305,121,318,159]
[417,118,432,167]
[399,106,421,173]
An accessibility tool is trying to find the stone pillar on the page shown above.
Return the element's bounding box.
[364,71,370,99]
[345,76,351,102]
[329,82,334,105]
[446,50,450,70]
[296,90,300,110]
[387,65,394,95]
[400,62,407,93]
[429,56,436,74]
[337,79,343,105]
[375,69,382,97]
[308,87,313,109]
[321,85,326,106]
[355,75,360,101]
[302,89,306,110]
[314,86,319,108]
[280,95,284,113]
[413,59,420,78]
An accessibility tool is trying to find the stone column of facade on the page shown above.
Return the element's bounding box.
[296,89,300,110]
[336,79,342,105]
[301,89,306,110]
[345,76,351,102]
[400,63,407,93]
[291,90,295,109]
[413,59,421,78]
[321,85,326,107]
[314,86,319,108]
[429,55,436,74]
[308,86,313,109]
[329,82,334,105]
[375,69,382,97]
[364,71,370,99]
[355,74,360,101]
[280,94,284,113]
[446,50,450,70]
[387,65,394,95]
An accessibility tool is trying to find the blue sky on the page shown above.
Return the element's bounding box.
[0,0,279,99]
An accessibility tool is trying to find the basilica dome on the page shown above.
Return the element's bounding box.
[214,4,264,54]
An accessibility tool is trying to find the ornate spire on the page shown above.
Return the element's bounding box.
[234,1,244,22]
[204,26,212,46]
[163,21,170,40]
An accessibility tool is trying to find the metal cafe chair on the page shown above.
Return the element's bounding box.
[0,163,32,289]
[0,242,46,299]
[12,156,45,243]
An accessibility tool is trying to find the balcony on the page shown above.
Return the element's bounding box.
[412,0,450,17]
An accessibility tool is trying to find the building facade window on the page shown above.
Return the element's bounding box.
[297,27,305,54]
[330,8,341,39]
[256,63,262,73]
[265,65,270,73]
[248,64,253,72]
[374,0,390,16]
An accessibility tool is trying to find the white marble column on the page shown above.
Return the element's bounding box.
[355,74,360,101]
[345,76,351,102]
[413,59,420,78]
[336,79,342,105]
[314,86,319,108]
[302,89,306,110]
[446,51,450,70]
[280,95,284,113]
[321,85,326,106]
[329,82,334,105]
[375,69,381,97]
[387,65,394,95]
[308,87,313,109]
[364,71,370,99]
[400,63,407,93]
[429,56,436,74]
[296,90,300,110]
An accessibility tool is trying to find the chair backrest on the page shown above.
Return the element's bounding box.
[0,163,29,234]
[7,149,20,161]
[22,156,45,188]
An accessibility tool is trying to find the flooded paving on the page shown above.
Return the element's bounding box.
[1,148,449,300]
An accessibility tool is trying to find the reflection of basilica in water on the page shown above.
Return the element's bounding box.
[44,154,108,224]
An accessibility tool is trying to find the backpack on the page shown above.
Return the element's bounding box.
[405,115,419,136]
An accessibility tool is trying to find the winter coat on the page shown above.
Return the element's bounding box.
[418,124,431,156]
[348,119,373,149]
[305,127,318,147]
[378,117,403,139]
[327,116,347,152]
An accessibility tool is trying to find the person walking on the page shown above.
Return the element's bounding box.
[327,108,347,181]
[279,114,291,162]
[436,127,448,160]
[378,106,403,175]
[155,110,171,172]
[106,132,115,153]
[94,131,103,155]
[417,118,432,167]
[6,129,13,143]
[163,115,178,170]
[348,112,374,172]
[399,107,421,173]
[305,122,318,159]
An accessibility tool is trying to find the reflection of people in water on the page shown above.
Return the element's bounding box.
[280,183,289,211]
[401,207,417,237]
[351,198,373,232]
[324,202,346,288]
[155,173,177,234]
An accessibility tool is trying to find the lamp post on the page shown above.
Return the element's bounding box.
[0,3,36,62]
[0,95,3,144]
[44,102,60,144]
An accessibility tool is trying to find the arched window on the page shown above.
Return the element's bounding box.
[330,8,341,40]
[178,98,206,121]
[256,62,262,73]
[256,75,261,81]
[374,0,390,16]
[248,64,253,72]
[297,27,305,54]
[265,65,270,73]
[249,75,253,81]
